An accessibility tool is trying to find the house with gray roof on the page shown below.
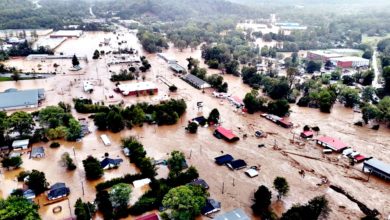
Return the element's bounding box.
[363,158,390,181]
[31,146,45,158]
[0,88,45,111]
[47,183,70,200]
[181,74,211,89]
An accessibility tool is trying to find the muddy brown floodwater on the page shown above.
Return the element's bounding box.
[0,27,389,220]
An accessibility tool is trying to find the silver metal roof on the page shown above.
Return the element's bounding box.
[364,158,390,175]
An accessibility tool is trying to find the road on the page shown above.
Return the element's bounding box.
[89,6,96,18]
[372,50,381,88]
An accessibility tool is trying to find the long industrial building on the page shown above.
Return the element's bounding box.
[0,88,45,111]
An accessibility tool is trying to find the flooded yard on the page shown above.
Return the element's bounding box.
[0,28,389,220]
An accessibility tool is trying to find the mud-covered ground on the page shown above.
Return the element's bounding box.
[0,28,389,220]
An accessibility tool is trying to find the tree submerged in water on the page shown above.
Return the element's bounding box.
[72,54,80,67]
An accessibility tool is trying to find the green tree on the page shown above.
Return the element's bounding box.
[7,111,34,135]
[362,87,376,102]
[83,156,103,180]
[109,183,132,209]
[318,90,336,113]
[2,156,22,170]
[74,198,96,220]
[339,87,360,107]
[251,185,272,216]
[94,112,108,130]
[383,66,390,94]
[72,54,80,67]
[0,196,40,220]
[66,118,82,141]
[306,61,321,73]
[107,110,124,133]
[168,151,186,175]
[281,196,329,220]
[92,50,100,59]
[377,96,390,122]
[61,152,76,171]
[207,108,220,125]
[268,99,290,117]
[187,122,198,133]
[0,111,8,147]
[26,169,49,195]
[162,185,207,220]
[11,72,20,81]
[362,104,380,124]
[273,177,289,200]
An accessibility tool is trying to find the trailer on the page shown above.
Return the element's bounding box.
[100,134,111,146]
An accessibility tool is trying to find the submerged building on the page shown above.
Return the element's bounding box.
[0,88,45,111]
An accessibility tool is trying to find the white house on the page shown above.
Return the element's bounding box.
[12,139,29,150]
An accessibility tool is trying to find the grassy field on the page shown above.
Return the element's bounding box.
[362,33,390,46]
[0,77,11,81]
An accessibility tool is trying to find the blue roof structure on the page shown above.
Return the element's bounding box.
[100,157,123,168]
[215,154,234,165]
[201,198,221,215]
[48,183,70,200]
[0,88,45,110]
[227,159,247,170]
[214,208,250,220]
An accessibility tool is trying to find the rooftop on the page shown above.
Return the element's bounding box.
[50,30,83,37]
[330,56,369,62]
[364,158,390,175]
[182,74,211,89]
[12,139,29,147]
[117,82,157,93]
[317,136,348,151]
[0,89,45,110]
[214,208,250,220]
[215,127,239,141]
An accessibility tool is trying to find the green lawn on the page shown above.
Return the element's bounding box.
[362,33,390,46]
[0,77,11,81]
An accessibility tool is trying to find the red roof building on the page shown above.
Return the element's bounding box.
[316,136,348,152]
[214,126,239,142]
[135,213,160,220]
[354,155,366,163]
[300,131,314,139]
[277,118,293,128]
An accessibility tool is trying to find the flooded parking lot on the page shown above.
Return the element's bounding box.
[0,28,389,220]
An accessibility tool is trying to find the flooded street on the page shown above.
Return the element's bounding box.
[0,28,389,220]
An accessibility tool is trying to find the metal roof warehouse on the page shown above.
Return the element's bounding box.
[0,88,45,111]
[363,158,390,181]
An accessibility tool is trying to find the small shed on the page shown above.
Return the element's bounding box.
[300,130,314,139]
[100,158,123,169]
[12,139,29,150]
[227,159,247,170]
[100,134,111,146]
[201,198,221,215]
[188,179,209,189]
[215,154,234,165]
[133,178,152,188]
[31,146,45,158]
[245,168,259,178]
[214,127,239,142]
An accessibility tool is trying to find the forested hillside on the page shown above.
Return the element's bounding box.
[0,0,89,29]
[93,0,261,22]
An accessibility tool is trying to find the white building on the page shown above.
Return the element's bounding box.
[83,81,94,93]
[116,82,158,96]
[50,30,83,38]
[12,139,30,150]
